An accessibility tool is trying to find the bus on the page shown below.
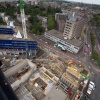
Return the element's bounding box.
[85,40,88,45]
[85,47,88,53]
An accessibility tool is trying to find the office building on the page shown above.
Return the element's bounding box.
[63,13,86,39]
[45,30,84,53]
[55,13,68,32]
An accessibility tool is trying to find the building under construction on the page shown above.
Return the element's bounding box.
[0,61,18,100]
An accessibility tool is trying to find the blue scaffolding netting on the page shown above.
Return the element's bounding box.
[0,39,38,50]
[0,27,15,34]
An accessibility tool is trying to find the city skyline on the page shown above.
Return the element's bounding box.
[66,0,100,5]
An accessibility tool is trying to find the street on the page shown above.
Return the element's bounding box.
[92,26,100,56]
[93,26,100,44]
[83,74,100,100]
[27,27,100,100]
[28,31,100,74]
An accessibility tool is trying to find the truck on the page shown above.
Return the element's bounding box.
[87,81,95,95]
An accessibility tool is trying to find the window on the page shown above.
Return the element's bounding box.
[74,47,78,50]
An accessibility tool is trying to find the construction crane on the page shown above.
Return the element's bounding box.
[19,0,29,58]
[19,0,27,39]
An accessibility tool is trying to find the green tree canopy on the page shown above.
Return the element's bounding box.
[47,15,55,30]
[90,14,100,26]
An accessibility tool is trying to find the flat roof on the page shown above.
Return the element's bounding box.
[47,29,83,47]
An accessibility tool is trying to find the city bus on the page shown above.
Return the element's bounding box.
[85,47,88,53]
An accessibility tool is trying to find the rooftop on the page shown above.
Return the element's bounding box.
[47,29,83,47]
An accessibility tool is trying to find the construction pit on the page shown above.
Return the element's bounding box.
[1,52,89,100]
[33,53,66,78]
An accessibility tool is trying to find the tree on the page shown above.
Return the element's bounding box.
[0,4,5,12]
[90,19,95,25]
[28,16,39,25]
[47,15,55,30]
[92,51,99,61]
[55,7,62,13]
[0,18,5,25]
[91,14,100,26]
[90,32,95,48]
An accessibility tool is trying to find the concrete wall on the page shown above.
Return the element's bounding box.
[4,59,37,90]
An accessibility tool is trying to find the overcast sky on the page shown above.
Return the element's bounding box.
[0,0,100,5]
[66,0,100,5]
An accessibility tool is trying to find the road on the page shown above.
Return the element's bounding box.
[83,74,100,100]
[28,31,100,100]
[91,26,100,55]
[89,74,100,100]
[81,26,100,100]
[28,33,83,63]
[93,26,100,44]
[28,32,100,75]
[84,27,100,73]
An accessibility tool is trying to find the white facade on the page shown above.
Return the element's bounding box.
[45,32,83,54]
[4,59,37,90]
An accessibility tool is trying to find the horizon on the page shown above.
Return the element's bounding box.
[64,0,100,5]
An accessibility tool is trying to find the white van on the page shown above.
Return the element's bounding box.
[87,81,95,95]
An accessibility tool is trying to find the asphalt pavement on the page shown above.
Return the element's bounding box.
[92,26,100,56]
[28,32,100,74]
[83,74,100,100]
[93,26,100,44]
[29,32,100,100]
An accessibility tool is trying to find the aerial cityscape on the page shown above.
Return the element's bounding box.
[0,0,100,100]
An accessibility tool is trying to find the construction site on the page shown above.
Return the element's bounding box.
[0,0,38,59]
[0,46,90,100]
[0,1,90,100]
[25,52,89,100]
[0,53,67,100]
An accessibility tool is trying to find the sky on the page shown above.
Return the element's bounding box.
[66,0,100,5]
[0,0,100,5]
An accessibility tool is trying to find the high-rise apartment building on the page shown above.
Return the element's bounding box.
[63,15,86,39]
[55,13,68,32]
